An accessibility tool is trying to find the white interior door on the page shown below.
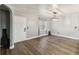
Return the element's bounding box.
[14,16,27,43]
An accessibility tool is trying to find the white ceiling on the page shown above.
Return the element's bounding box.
[9,4,79,16]
[10,4,40,15]
[58,4,79,13]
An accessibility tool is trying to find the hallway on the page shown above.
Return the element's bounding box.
[0,35,79,55]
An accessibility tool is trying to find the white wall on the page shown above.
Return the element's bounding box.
[13,15,27,43]
[26,14,39,38]
[12,14,39,43]
[51,13,79,39]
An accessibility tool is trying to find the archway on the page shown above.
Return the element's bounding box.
[0,4,13,49]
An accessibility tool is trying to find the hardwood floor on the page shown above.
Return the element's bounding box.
[0,35,79,55]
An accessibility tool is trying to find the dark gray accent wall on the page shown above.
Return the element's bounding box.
[0,10,2,45]
[0,10,10,46]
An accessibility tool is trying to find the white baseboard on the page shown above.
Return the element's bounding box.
[10,45,14,49]
[52,33,79,40]
[26,36,40,40]
[38,34,48,37]
[27,34,48,40]
[14,34,48,43]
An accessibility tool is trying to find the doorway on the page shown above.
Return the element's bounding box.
[0,4,11,48]
[38,18,48,36]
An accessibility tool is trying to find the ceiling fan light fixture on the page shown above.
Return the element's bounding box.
[52,19,58,21]
[53,11,57,14]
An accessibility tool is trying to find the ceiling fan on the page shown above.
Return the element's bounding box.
[49,4,64,21]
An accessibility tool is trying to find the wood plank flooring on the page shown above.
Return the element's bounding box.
[0,35,79,55]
